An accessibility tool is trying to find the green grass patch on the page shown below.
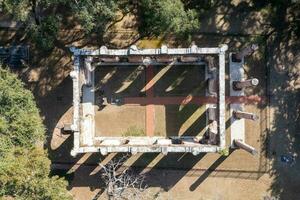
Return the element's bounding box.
[122,126,145,137]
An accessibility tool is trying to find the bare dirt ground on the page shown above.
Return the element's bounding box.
[65,164,272,200]
[95,105,146,137]
[1,1,299,199]
[93,64,209,137]
[1,32,272,200]
[47,41,270,200]
[153,65,206,97]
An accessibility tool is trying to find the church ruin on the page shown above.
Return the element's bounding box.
[67,44,259,156]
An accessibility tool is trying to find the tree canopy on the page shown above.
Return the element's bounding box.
[139,0,199,37]
[1,0,63,50]
[0,67,72,199]
[2,0,300,51]
[1,0,200,50]
[0,147,72,200]
[70,0,120,33]
[0,68,44,149]
[1,0,123,50]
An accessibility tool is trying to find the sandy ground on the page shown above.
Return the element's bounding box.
[94,105,146,136]
[2,2,298,198]
[92,64,209,137]
[40,43,271,200]
[44,39,271,200]
[67,165,272,200]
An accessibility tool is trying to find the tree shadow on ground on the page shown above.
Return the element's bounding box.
[268,87,300,199]
[189,152,230,191]
[130,150,268,194]
[143,153,207,191]
[1,1,298,198]
[266,31,300,200]
[261,1,300,199]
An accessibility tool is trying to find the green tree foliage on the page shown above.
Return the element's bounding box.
[139,0,200,37]
[0,148,72,200]
[2,0,62,50]
[1,0,123,49]
[0,67,72,199]
[2,0,201,48]
[123,126,145,137]
[29,15,61,51]
[70,0,120,34]
[0,68,44,151]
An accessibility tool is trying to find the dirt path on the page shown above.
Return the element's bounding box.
[124,95,266,105]
[145,65,155,136]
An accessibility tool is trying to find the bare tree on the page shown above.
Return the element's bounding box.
[99,154,148,200]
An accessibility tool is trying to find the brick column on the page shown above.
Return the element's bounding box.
[233,78,259,90]
[233,110,259,121]
[234,139,258,155]
[232,44,258,62]
[84,56,94,86]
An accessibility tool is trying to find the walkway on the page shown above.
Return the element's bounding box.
[141,64,266,136]
[145,65,155,136]
[125,95,266,105]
